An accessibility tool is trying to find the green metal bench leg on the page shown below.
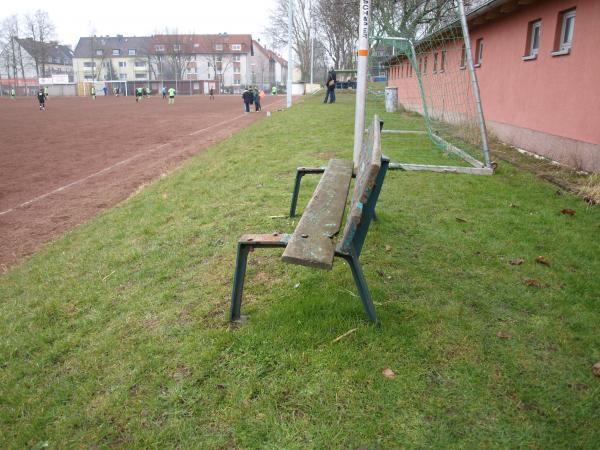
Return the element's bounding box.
[339,249,378,323]
[290,171,305,217]
[230,242,251,322]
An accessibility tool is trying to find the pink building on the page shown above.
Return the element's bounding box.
[388,0,600,172]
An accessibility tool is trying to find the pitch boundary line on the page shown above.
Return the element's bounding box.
[0,97,290,217]
[0,143,171,217]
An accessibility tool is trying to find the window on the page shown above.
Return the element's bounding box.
[119,73,127,79]
[556,9,575,53]
[234,64,241,74]
[475,38,484,66]
[173,44,181,52]
[112,49,120,56]
[231,44,242,51]
[524,20,541,59]
[155,44,165,52]
[128,49,136,56]
[441,49,447,71]
[233,79,241,85]
[95,49,103,56]
[83,61,96,68]
[134,61,145,67]
[433,53,438,73]
[118,61,126,68]
[423,56,428,74]
[194,43,200,48]
[233,55,241,62]
[215,44,223,51]
[135,73,146,79]
[460,44,466,68]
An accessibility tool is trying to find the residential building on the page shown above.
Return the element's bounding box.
[387,0,600,172]
[0,37,73,82]
[248,39,287,89]
[73,35,152,83]
[150,33,254,94]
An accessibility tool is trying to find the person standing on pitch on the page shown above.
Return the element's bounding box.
[324,68,336,104]
[253,87,261,112]
[43,86,49,100]
[242,87,252,113]
[91,86,96,100]
[135,86,143,102]
[10,87,16,99]
[168,86,176,104]
[37,88,46,110]
[162,86,167,99]
[209,87,214,100]
[271,85,277,95]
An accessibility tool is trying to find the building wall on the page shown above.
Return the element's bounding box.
[388,0,600,172]
[73,56,150,82]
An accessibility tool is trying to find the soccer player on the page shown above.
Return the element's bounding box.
[10,87,16,99]
[43,86,49,100]
[37,88,46,110]
[91,86,96,100]
[135,86,143,102]
[168,87,176,105]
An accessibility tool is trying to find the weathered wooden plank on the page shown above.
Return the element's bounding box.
[282,158,353,270]
[337,115,382,253]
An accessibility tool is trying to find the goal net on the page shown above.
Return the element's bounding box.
[365,0,492,174]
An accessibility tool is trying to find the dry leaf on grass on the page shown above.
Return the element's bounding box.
[456,217,468,223]
[560,208,576,215]
[524,278,542,288]
[496,331,512,339]
[593,362,600,377]
[382,368,396,379]
[385,245,392,252]
[535,256,551,266]
[509,259,524,266]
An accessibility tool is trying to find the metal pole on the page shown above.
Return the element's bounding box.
[309,0,314,86]
[455,0,491,168]
[353,0,372,167]
[287,0,293,108]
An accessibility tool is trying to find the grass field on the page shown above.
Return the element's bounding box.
[1,91,599,448]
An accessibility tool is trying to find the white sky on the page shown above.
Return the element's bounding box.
[5,0,279,50]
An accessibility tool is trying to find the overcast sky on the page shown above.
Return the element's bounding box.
[5,0,279,49]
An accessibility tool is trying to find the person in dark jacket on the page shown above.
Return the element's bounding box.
[323,68,337,104]
[37,88,46,110]
[242,88,253,113]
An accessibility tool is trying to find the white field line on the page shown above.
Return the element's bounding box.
[0,97,290,217]
[0,143,170,217]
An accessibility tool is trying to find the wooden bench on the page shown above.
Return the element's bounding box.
[230,115,389,323]
[289,119,385,218]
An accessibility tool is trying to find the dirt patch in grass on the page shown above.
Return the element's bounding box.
[489,138,599,205]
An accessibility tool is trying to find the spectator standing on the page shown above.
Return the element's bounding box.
[209,87,215,100]
[242,88,252,113]
[253,87,261,112]
[162,86,167,99]
[323,68,337,104]
[102,86,108,96]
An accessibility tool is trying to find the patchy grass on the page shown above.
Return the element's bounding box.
[1,93,599,448]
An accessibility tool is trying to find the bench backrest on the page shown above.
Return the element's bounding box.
[337,115,384,256]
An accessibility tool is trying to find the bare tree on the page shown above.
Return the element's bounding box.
[202,37,234,91]
[266,0,314,81]
[24,10,55,77]
[0,15,27,81]
[315,0,357,70]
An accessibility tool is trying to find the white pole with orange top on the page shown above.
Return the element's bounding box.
[353,0,372,166]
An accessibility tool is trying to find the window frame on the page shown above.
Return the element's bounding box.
[474,38,484,67]
[559,9,576,51]
[523,19,542,60]
[128,49,136,56]
[231,44,242,51]
[112,49,120,56]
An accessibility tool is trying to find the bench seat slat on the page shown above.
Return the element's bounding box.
[282,158,353,270]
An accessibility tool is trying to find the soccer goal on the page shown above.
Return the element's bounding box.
[365,0,493,175]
